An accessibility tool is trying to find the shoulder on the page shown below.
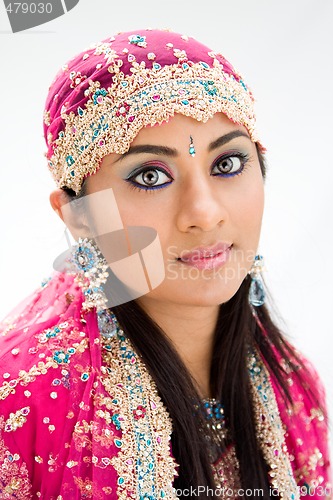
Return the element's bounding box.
[0,271,92,411]
[0,272,107,495]
[0,271,103,442]
[0,271,102,405]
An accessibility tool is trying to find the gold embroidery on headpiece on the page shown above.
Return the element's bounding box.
[48,60,259,194]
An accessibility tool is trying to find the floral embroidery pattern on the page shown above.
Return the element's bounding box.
[4,407,30,433]
[70,71,87,89]
[128,34,147,48]
[0,418,33,499]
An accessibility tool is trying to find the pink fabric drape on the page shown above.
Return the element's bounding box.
[0,272,331,498]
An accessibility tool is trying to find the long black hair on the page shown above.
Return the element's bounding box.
[62,145,311,497]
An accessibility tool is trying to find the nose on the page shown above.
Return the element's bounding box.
[175,172,229,233]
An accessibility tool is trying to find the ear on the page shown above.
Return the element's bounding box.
[49,189,67,222]
[49,189,90,240]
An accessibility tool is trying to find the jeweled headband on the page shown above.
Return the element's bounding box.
[44,29,260,194]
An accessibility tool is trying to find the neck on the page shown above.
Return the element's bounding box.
[137,298,220,399]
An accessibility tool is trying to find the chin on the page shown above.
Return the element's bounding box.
[147,278,244,307]
[185,285,242,307]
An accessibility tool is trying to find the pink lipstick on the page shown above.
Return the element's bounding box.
[178,242,233,271]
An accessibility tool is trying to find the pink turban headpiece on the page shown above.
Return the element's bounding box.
[44,29,260,194]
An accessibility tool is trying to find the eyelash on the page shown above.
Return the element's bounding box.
[125,151,250,193]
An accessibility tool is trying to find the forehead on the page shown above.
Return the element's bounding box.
[131,113,249,146]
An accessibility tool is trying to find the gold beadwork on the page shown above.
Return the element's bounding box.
[100,327,179,499]
[4,407,30,432]
[248,351,300,498]
[212,444,241,491]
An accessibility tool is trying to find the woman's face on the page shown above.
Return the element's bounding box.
[84,113,265,307]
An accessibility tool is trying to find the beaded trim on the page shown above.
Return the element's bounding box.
[248,351,300,499]
[48,60,258,194]
[97,310,299,497]
[212,444,241,491]
[98,310,178,499]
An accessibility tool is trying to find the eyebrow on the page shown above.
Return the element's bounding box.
[208,130,250,151]
[115,130,250,162]
[116,144,178,162]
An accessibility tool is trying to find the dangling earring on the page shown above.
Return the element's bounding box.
[71,237,109,311]
[249,255,265,307]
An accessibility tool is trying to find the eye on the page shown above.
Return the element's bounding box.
[135,169,167,186]
[212,152,249,177]
[126,165,173,190]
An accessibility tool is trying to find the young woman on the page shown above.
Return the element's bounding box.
[0,29,331,499]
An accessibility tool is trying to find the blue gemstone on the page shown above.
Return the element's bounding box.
[249,277,265,306]
[129,34,145,44]
[66,155,75,166]
[200,61,210,69]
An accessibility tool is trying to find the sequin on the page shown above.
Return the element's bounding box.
[128,34,147,48]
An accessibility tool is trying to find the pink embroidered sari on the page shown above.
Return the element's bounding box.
[0,272,331,499]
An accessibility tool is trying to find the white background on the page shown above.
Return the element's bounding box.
[0,0,332,451]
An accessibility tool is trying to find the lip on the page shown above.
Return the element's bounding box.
[178,242,233,271]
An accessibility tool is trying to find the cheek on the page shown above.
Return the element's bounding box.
[115,191,170,228]
[232,179,265,237]
[116,200,159,227]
